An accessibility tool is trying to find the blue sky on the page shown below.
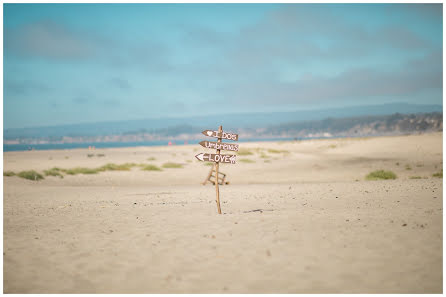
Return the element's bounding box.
[3,3,443,129]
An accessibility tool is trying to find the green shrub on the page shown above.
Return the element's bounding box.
[141,164,162,171]
[433,170,443,178]
[239,158,255,163]
[162,162,183,168]
[63,167,99,175]
[3,171,15,176]
[237,149,253,156]
[366,170,397,180]
[267,149,289,154]
[44,167,64,178]
[98,163,136,171]
[17,170,44,181]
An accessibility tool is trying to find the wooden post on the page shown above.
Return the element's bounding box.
[215,125,222,214]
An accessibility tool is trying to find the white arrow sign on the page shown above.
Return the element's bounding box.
[195,153,237,164]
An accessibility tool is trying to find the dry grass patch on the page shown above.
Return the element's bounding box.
[141,164,162,171]
[17,170,44,181]
[239,158,255,163]
[433,170,443,178]
[268,148,289,154]
[162,162,183,168]
[366,170,397,180]
[237,149,253,156]
[44,167,64,178]
[63,167,100,175]
[98,163,137,171]
[3,171,15,176]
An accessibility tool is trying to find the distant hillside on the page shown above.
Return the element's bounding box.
[259,112,443,139]
[4,111,442,145]
[4,102,442,140]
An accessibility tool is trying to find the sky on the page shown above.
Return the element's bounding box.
[3,3,443,129]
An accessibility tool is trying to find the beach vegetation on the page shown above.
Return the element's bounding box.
[204,162,214,166]
[162,162,183,168]
[268,149,289,154]
[17,170,44,181]
[432,170,443,178]
[240,158,255,163]
[63,167,100,175]
[3,171,15,176]
[237,149,253,156]
[44,167,64,178]
[409,176,422,179]
[97,154,105,157]
[87,154,94,158]
[98,163,136,171]
[147,157,156,161]
[141,164,162,171]
[366,170,397,180]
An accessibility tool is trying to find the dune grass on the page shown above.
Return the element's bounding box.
[405,164,412,170]
[366,170,397,181]
[267,148,289,154]
[432,170,443,178]
[409,176,422,179]
[44,167,64,178]
[141,164,162,171]
[260,153,270,159]
[3,171,15,176]
[162,162,183,168]
[237,149,253,156]
[98,163,137,171]
[97,154,105,157]
[62,167,100,175]
[87,154,94,158]
[239,158,255,163]
[17,170,44,181]
[204,162,214,166]
[147,157,156,161]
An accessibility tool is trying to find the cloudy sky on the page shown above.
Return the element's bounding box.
[3,3,442,129]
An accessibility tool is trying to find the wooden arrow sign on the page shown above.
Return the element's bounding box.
[195,153,237,164]
[202,130,239,141]
[199,141,239,152]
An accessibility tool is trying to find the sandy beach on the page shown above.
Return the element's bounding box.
[3,132,443,293]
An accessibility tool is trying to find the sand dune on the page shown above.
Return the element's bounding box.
[3,132,443,293]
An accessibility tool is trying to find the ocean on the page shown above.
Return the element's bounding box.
[3,137,301,152]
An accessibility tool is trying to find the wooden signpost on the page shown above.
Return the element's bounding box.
[195,125,239,214]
